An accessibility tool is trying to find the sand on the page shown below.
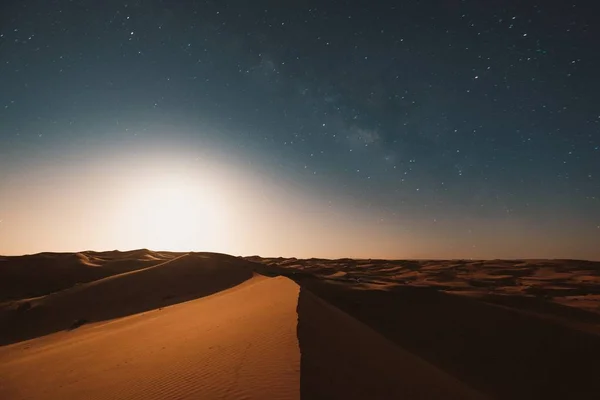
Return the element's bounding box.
[0,250,180,302]
[265,257,600,398]
[0,253,256,345]
[0,275,300,400]
[2,251,600,399]
[297,287,483,399]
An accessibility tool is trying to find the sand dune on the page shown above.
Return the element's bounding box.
[2,252,600,399]
[0,249,179,302]
[0,253,256,345]
[0,275,300,400]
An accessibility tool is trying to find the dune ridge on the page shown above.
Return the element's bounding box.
[0,252,256,345]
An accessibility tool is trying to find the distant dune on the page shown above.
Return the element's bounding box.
[0,249,181,302]
[1,251,600,399]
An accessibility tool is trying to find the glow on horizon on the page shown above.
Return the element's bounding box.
[0,147,410,258]
[0,144,599,261]
[115,173,228,252]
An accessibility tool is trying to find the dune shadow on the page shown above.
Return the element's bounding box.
[296,278,600,399]
[296,284,483,399]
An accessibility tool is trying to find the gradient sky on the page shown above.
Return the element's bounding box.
[1,1,599,259]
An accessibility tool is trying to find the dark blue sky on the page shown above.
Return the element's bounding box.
[1,0,599,258]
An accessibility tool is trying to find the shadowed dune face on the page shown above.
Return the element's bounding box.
[296,286,483,399]
[297,278,600,399]
[0,249,181,302]
[0,253,257,345]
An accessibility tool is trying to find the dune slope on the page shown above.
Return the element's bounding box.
[297,286,484,399]
[0,275,300,400]
[0,253,257,345]
[299,277,600,399]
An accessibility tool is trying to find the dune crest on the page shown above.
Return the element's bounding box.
[0,253,257,345]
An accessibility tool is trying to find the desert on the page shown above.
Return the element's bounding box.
[1,251,600,399]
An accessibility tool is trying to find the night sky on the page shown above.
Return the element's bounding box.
[1,1,599,259]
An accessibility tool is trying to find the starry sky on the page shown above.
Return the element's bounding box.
[0,0,599,259]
